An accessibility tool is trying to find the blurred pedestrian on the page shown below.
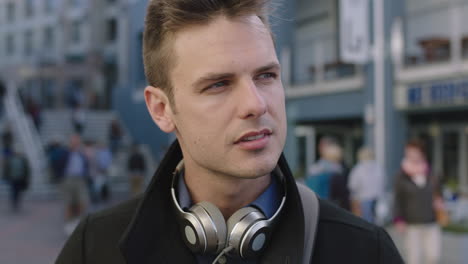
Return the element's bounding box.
[348,147,384,223]
[62,134,89,235]
[46,137,68,184]
[83,140,99,204]
[305,137,338,198]
[0,79,6,116]
[326,144,350,210]
[394,139,443,264]
[127,143,146,196]
[25,96,42,130]
[108,119,123,154]
[71,104,86,135]
[2,124,13,157]
[68,85,85,109]
[306,139,350,210]
[2,150,30,212]
[95,142,113,202]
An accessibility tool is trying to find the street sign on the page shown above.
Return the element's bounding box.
[339,0,370,64]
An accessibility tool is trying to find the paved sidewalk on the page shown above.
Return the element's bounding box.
[387,227,468,264]
[0,194,131,264]
[0,199,66,264]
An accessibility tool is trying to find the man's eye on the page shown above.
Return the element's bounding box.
[203,81,229,93]
[257,72,277,80]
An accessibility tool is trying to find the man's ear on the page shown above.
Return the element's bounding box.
[144,86,176,133]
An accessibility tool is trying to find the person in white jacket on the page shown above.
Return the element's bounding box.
[348,147,384,223]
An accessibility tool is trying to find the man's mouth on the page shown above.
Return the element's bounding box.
[241,134,266,142]
[235,129,272,144]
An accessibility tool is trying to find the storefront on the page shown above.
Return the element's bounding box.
[397,78,468,193]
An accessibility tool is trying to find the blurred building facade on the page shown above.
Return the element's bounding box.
[281,0,468,195]
[396,0,468,193]
[281,0,406,189]
[35,0,464,194]
[0,0,131,110]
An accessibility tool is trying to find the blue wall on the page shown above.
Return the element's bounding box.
[113,0,170,161]
[114,86,170,163]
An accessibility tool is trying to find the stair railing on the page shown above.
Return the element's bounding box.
[4,81,48,193]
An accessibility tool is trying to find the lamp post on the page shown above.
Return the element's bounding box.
[373,0,386,175]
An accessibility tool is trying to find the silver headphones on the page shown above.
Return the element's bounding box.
[171,161,286,259]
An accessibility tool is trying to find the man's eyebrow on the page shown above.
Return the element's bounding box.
[254,62,281,74]
[192,73,235,88]
[192,62,281,88]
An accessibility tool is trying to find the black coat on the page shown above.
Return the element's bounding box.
[394,171,437,224]
[3,154,30,191]
[56,141,403,264]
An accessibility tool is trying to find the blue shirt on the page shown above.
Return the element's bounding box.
[177,171,283,263]
[65,151,86,178]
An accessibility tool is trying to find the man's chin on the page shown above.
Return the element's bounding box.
[237,162,277,179]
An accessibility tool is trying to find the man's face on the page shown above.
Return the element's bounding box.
[165,15,286,179]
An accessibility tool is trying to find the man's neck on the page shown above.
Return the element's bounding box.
[183,167,271,219]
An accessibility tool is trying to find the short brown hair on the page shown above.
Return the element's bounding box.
[405,139,427,158]
[143,0,273,107]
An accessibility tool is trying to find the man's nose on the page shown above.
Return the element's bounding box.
[237,80,267,119]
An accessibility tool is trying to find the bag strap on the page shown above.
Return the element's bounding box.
[297,183,320,264]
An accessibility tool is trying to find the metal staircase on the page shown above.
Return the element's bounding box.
[39,109,157,194]
[3,81,50,196]
[0,82,157,199]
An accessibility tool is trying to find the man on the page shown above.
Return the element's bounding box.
[56,0,403,263]
[62,134,90,235]
[394,140,443,264]
[3,149,30,212]
[95,142,113,202]
[348,147,385,223]
[306,140,350,210]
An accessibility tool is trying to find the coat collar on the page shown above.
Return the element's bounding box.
[119,140,305,264]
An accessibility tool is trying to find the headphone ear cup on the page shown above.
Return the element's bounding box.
[226,207,268,258]
[190,201,227,254]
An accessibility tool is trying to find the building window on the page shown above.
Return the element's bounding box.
[107,18,118,42]
[24,30,34,56]
[71,21,81,44]
[404,0,452,65]
[41,78,57,108]
[45,0,56,13]
[44,26,55,51]
[69,0,82,8]
[7,2,15,22]
[6,34,15,56]
[25,0,34,18]
[462,2,468,59]
[293,0,357,85]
